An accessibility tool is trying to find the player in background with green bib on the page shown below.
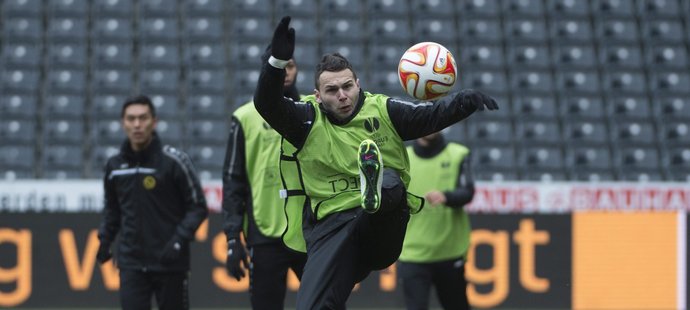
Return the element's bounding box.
[399,131,474,310]
[222,53,307,310]
[255,17,498,309]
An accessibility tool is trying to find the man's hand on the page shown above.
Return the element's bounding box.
[226,238,249,281]
[96,241,112,264]
[455,89,499,111]
[270,16,295,63]
[425,190,447,206]
[160,234,186,264]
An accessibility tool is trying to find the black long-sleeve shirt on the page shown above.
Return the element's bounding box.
[253,64,481,148]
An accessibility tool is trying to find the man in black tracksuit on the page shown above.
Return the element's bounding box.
[222,56,307,309]
[254,17,498,309]
[97,95,208,310]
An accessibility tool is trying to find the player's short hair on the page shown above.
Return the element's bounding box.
[121,95,156,118]
[314,53,357,89]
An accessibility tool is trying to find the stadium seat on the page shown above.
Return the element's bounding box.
[641,19,685,43]
[186,43,226,68]
[44,119,84,144]
[368,70,406,98]
[320,0,362,17]
[47,17,87,42]
[43,95,86,119]
[515,120,561,144]
[46,43,88,68]
[292,43,318,67]
[1,43,42,68]
[41,145,83,170]
[510,70,553,93]
[461,44,504,68]
[457,0,500,16]
[184,0,224,16]
[603,70,646,94]
[598,44,643,68]
[46,69,87,93]
[464,94,512,119]
[504,18,548,42]
[91,119,123,144]
[92,42,133,68]
[517,146,563,170]
[0,143,35,171]
[156,119,183,143]
[556,69,600,94]
[502,0,544,16]
[139,43,180,68]
[559,95,606,120]
[91,69,134,93]
[550,18,593,43]
[645,45,687,68]
[232,68,261,91]
[187,95,226,118]
[3,0,42,16]
[232,0,271,16]
[468,120,514,144]
[47,0,87,16]
[563,119,608,144]
[513,95,558,119]
[547,0,589,17]
[150,94,179,118]
[614,145,661,170]
[637,0,681,17]
[522,170,568,182]
[654,96,690,121]
[471,145,516,169]
[89,145,121,173]
[186,120,227,143]
[367,18,412,43]
[295,68,315,95]
[459,18,502,42]
[367,0,409,17]
[474,167,519,181]
[230,17,272,42]
[289,17,319,43]
[187,145,225,167]
[275,0,317,16]
[461,70,508,94]
[0,94,36,118]
[410,0,455,17]
[322,43,365,67]
[411,18,458,46]
[617,169,665,182]
[605,96,651,120]
[139,69,179,92]
[508,44,549,68]
[595,19,639,43]
[649,71,690,93]
[661,122,690,146]
[570,169,616,182]
[322,17,364,43]
[91,94,127,119]
[229,42,265,68]
[92,0,133,17]
[139,17,179,42]
[592,0,636,16]
[0,120,35,143]
[92,18,132,42]
[565,145,612,170]
[139,0,178,17]
[187,69,225,93]
[3,17,43,42]
[665,146,690,170]
[553,45,596,68]
[184,17,223,41]
[1,68,40,92]
[611,120,656,145]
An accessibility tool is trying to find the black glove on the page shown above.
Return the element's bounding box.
[160,234,186,264]
[270,16,295,62]
[455,89,499,111]
[96,241,112,264]
[225,238,249,281]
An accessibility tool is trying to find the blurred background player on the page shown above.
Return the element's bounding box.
[254,16,498,309]
[398,131,474,310]
[222,52,307,309]
[96,95,209,310]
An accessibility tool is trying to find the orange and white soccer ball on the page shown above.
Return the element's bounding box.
[398,42,457,100]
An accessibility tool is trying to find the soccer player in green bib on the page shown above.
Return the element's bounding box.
[399,131,475,310]
[254,16,499,309]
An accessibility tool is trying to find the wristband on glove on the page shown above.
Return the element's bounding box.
[268,56,290,69]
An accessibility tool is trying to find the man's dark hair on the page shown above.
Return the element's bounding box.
[314,53,357,89]
[121,95,156,118]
